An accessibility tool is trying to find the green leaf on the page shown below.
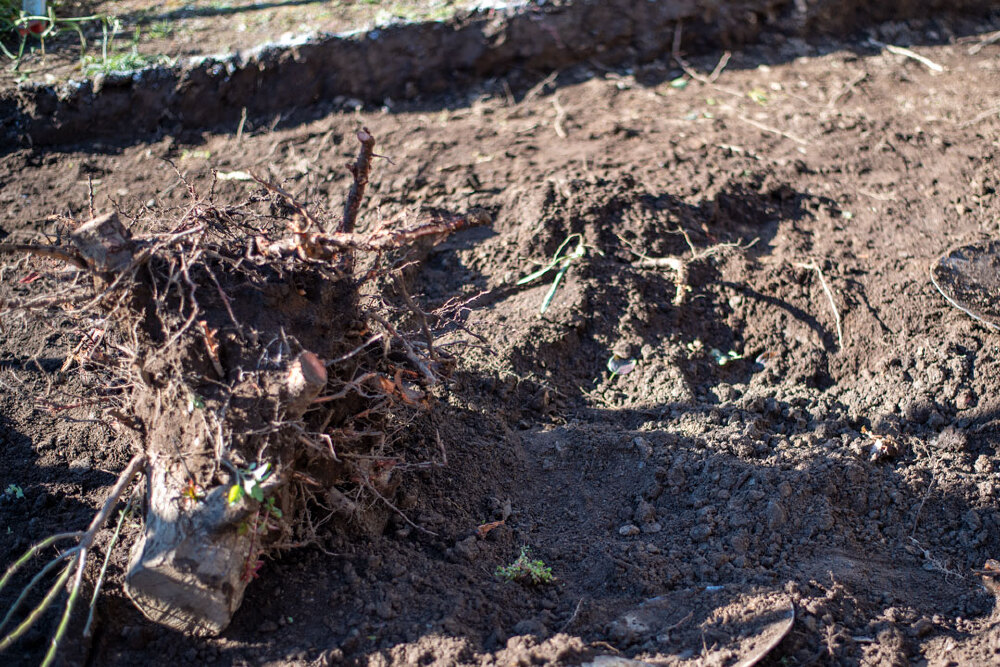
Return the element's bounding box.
[669,76,688,89]
[227,484,244,505]
[539,264,569,314]
[517,263,557,285]
[247,481,264,503]
[747,88,769,105]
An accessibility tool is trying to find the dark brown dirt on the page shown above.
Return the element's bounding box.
[4,7,1000,667]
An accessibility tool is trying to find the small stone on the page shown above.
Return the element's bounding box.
[911,617,934,637]
[689,524,712,542]
[635,500,656,524]
[956,388,977,410]
[641,522,662,534]
[766,501,787,531]
[69,456,92,471]
[975,455,993,474]
[453,536,479,561]
[323,648,345,664]
[777,481,793,498]
[619,524,640,537]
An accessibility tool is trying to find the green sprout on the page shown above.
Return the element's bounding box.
[81,18,170,76]
[496,547,554,585]
[226,462,271,506]
[710,348,743,366]
[517,233,587,315]
[3,484,23,500]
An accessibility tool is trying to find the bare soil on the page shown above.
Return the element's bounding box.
[4,8,1000,667]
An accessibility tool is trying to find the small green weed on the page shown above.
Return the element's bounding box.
[3,483,23,499]
[710,348,743,366]
[496,546,554,585]
[81,19,169,75]
[226,462,272,506]
[147,20,173,40]
[517,233,588,315]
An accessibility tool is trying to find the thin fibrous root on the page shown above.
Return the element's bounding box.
[795,261,844,350]
[0,453,146,666]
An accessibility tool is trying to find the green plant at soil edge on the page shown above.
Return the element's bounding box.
[496,547,554,585]
[81,18,169,76]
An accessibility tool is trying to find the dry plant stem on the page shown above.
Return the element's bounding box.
[795,262,844,349]
[369,311,437,386]
[559,598,585,633]
[911,471,936,537]
[708,51,731,82]
[0,453,145,661]
[671,22,743,99]
[552,94,568,138]
[521,70,559,106]
[81,453,146,549]
[826,72,867,108]
[959,105,1000,129]
[360,475,437,537]
[734,114,810,146]
[969,30,1000,55]
[257,210,492,262]
[249,173,323,232]
[342,127,376,234]
[870,40,944,73]
[0,243,88,270]
[394,276,436,360]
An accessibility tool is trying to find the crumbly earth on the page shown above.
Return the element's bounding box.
[3,10,1000,667]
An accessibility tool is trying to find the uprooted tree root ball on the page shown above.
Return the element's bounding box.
[0,128,490,651]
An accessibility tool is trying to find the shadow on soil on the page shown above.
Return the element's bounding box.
[83,178,1000,665]
[4,5,998,153]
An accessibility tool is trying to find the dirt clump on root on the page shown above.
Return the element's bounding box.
[0,130,489,651]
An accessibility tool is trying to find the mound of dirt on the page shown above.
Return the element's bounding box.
[3,5,1000,667]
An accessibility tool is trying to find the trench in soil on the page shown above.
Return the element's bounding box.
[3,7,1000,667]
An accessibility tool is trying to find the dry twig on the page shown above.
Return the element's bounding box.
[0,453,146,666]
[968,30,1000,55]
[735,115,810,146]
[552,94,568,138]
[0,243,88,270]
[794,261,844,350]
[869,39,944,73]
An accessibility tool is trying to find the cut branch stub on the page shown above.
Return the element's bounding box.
[69,212,134,274]
[341,127,375,234]
[124,349,325,636]
[124,458,267,636]
[282,351,327,417]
